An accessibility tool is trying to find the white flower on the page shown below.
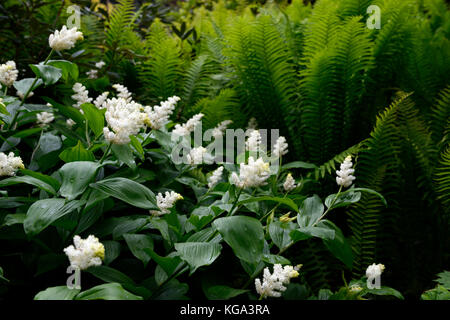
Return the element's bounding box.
[144,96,180,130]
[36,111,54,126]
[95,61,105,69]
[86,69,98,79]
[112,84,132,102]
[230,156,271,188]
[208,166,224,188]
[273,136,288,157]
[0,61,19,87]
[49,26,83,51]
[186,146,207,165]
[66,118,76,127]
[63,235,105,270]
[246,129,262,152]
[17,90,33,100]
[0,152,24,176]
[336,155,356,188]
[150,191,183,216]
[103,97,147,144]
[366,263,385,279]
[172,113,204,137]
[212,120,232,138]
[72,83,92,108]
[255,264,300,299]
[94,92,109,109]
[283,173,296,192]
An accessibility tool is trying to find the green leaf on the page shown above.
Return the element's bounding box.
[321,220,353,268]
[144,249,183,277]
[269,221,296,250]
[203,285,248,300]
[13,127,42,138]
[13,78,43,95]
[0,175,57,195]
[34,286,79,300]
[59,161,101,200]
[130,135,144,158]
[59,141,95,162]
[175,242,222,275]
[1,214,26,227]
[262,254,291,265]
[435,271,450,288]
[112,143,136,169]
[90,177,157,210]
[282,161,317,170]
[213,216,264,264]
[30,64,62,85]
[86,266,135,288]
[47,60,78,81]
[363,286,404,300]
[81,103,105,137]
[290,222,335,241]
[24,199,84,236]
[75,283,143,300]
[43,97,84,125]
[325,191,361,210]
[238,196,299,212]
[348,188,387,206]
[297,195,324,227]
[123,233,154,267]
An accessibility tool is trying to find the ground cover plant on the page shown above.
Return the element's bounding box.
[0,0,448,300]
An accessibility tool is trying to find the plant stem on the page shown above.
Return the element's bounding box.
[99,143,112,164]
[29,129,43,165]
[312,185,343,227]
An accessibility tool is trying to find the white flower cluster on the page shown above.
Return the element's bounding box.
[0,152,24,176]
[48,26,83,51]
[212,120,232,138]
[72,83,92,108]
[36,111,54,126]
[246,129,262,152]
[95,61,106,69]
[150,191,183,216]
[144,96,180,130]
[283,173,296,192]
[255,264,300,298]
[113,84,132,102]
[208,166,224,188]
[86,69,98,79]
[336,155,356,188]
[187,146,207,165]
[0,61,18,87]
[273,136,288,157]
[366,263,385,279]
[66,118,76,127]
[103,97,147,145]
[172,113,204,137]
[230,156,271,188]
[63,235,105,270]
[94,91,109,109]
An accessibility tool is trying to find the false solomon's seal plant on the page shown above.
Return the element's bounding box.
[0,25,403,301]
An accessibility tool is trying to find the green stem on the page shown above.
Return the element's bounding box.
[85,119,91,148]
[99,143,112,164]
[29,130,43,165]
[311,185,343,227]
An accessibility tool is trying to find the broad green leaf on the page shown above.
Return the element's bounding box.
[290,222,335,241]
[175,242,222,274]
[47,60,78,81]
[13,127,42,138]
[130,135,144,158]
[20,169,60,191]
[59,141,95,162]
[34,286,79,300]
[203,285,248,300]
[325,190,361,210]
[349,188,387,206]
[59,161,101,200]
[262,254,291,265]
[144,249,183,277]
[81,103,105,137]
[24,199,84,236]
[86,266,135,288]
[0,175,57,195]
[29,64,62,85]
[90,177,157,210]
[112,143,136,169]
[1,214,26,227]
[213,216,264,264]
[103,240,121,265]
[269,221,296,250]
[363,286,404,300]
[238,196,299,212]
[321,220,353,268]
[75,283,143,300]
[123,233,154,267]
[297,195,324,227]
[13,78,43,95]
[43,97,84,125]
